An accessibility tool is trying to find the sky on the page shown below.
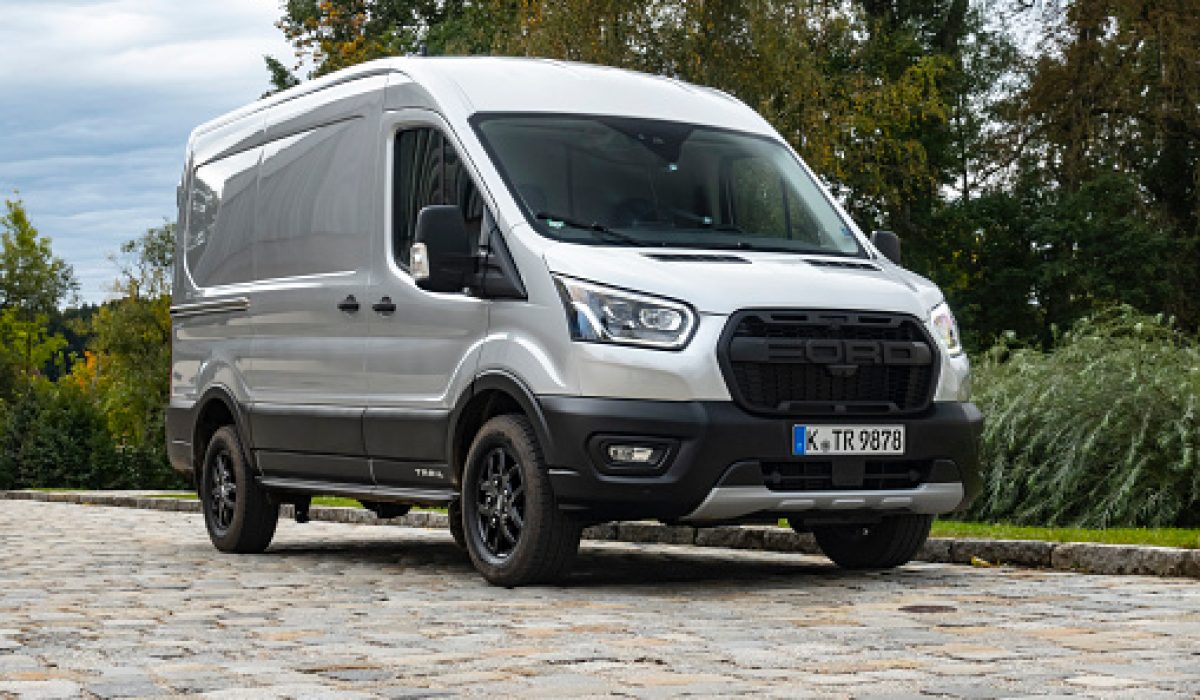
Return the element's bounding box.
[0,0,296,304]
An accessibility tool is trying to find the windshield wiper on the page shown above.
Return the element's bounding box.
[534,212,643,246]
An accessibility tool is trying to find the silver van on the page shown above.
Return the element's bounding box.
[168,57,982,585]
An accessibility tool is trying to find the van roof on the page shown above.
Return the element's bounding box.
[190,56,775,143]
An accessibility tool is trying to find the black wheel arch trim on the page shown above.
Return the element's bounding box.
[191,385,258,477]
[447,370,556,487]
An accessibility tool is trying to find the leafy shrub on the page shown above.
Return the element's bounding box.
[968,306,1200,527]
[0,379,182,490]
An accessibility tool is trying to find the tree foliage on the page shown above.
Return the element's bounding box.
[0,199,77,318]
[0,219,181,490]
[0,199,76,393]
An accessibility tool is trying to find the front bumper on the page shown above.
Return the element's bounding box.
[538,397,983,523]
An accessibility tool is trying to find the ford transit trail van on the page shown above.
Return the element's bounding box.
[168,57,982,586]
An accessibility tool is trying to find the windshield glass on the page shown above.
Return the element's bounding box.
[473,114,863,256]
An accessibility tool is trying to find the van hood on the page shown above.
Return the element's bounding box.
[542,243,944,317]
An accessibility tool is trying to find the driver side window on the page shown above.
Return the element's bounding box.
[393,127,485,266]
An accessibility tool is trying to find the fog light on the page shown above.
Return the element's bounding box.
[607,445,657,463]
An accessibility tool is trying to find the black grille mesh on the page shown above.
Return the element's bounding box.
[721,311,936,416]
[761,460,930,492]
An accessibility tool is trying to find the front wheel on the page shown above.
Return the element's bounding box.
[200,426,279,553]
[807,514,933,569]
[461,414,581,586]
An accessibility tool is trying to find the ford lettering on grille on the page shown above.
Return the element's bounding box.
[719,310,939,416]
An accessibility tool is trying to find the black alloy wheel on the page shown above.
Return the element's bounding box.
[200,425,279,553]
[474,445,526,559]
[206,450,237,537]
[461,414,581,586]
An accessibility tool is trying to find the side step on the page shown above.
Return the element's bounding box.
[257,477,456,507]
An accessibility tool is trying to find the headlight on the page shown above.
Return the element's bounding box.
[930,302,963,356]
[553,275,696,350]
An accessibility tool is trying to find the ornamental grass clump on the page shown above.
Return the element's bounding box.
[967,307,1200,528]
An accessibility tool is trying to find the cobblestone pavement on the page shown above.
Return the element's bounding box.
[1,501,1198,699]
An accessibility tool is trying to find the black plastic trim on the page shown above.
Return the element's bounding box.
[248,403,365,455]
[363,407,448,462]
[256,451,372,485]
[538,396,982,521]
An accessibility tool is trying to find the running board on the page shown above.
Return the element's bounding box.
[257,477,456,505]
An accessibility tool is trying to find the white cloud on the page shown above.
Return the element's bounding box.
[0,0,298,303]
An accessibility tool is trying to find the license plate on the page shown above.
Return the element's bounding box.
[792,425,905,456]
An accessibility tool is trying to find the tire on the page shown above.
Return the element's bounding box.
[200,425,280,553]
[810,514,933,569]
[448,499,466,550]
[461,414,581,586]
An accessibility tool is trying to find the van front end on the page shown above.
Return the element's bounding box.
[529,286,983,528]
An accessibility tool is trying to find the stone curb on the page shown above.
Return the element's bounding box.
[4,490,1197,579]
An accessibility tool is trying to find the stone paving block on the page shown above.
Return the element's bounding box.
[581,523,617,540]
[0,681,81,699]
[949,538,1055,568]
[615,521,695,545]
[694,526,766,550]
[84,679,169,698]
[1052,543,1192,577]
[757,527,813,554]
[917,537,953,562]
[1182,549,1200,579]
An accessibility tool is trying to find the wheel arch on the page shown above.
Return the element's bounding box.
[448,370,555,487]
[191,385,255,485]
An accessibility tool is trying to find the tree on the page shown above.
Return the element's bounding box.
[0,199,77,318]
[82,223,174,451]
[1020,0,1200,329]
[262,55,301,97]
[273,0,507,78]
[0,199,77,389]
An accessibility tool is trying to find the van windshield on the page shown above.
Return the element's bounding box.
[473,114,864,256]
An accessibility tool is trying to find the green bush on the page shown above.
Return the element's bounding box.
[0,380,182,491]
[968,306,1200,527]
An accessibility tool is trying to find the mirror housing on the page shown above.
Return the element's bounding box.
[412,205,475,292]
[871,230,902,266]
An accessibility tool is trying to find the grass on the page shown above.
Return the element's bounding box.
[783,518,1200,549]
[930,521,1200,549]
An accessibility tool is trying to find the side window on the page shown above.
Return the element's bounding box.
[393,127,485,266]
[186,147,259,287]
[255,118,372,280]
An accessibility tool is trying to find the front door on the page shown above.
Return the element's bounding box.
[363,113,492,489]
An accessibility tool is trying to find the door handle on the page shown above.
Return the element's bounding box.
[337,294,360,312]
[372,296,397,314]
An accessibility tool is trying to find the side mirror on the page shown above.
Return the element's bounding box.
[412,205,475,292]
[871,230,901,266]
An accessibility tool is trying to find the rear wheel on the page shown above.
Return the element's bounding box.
[461,414,581,586]
[200,426,279,553]
[808,514,933,569]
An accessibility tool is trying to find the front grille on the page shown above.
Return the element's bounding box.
[719,310,937,416]
[761,460,930,492]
